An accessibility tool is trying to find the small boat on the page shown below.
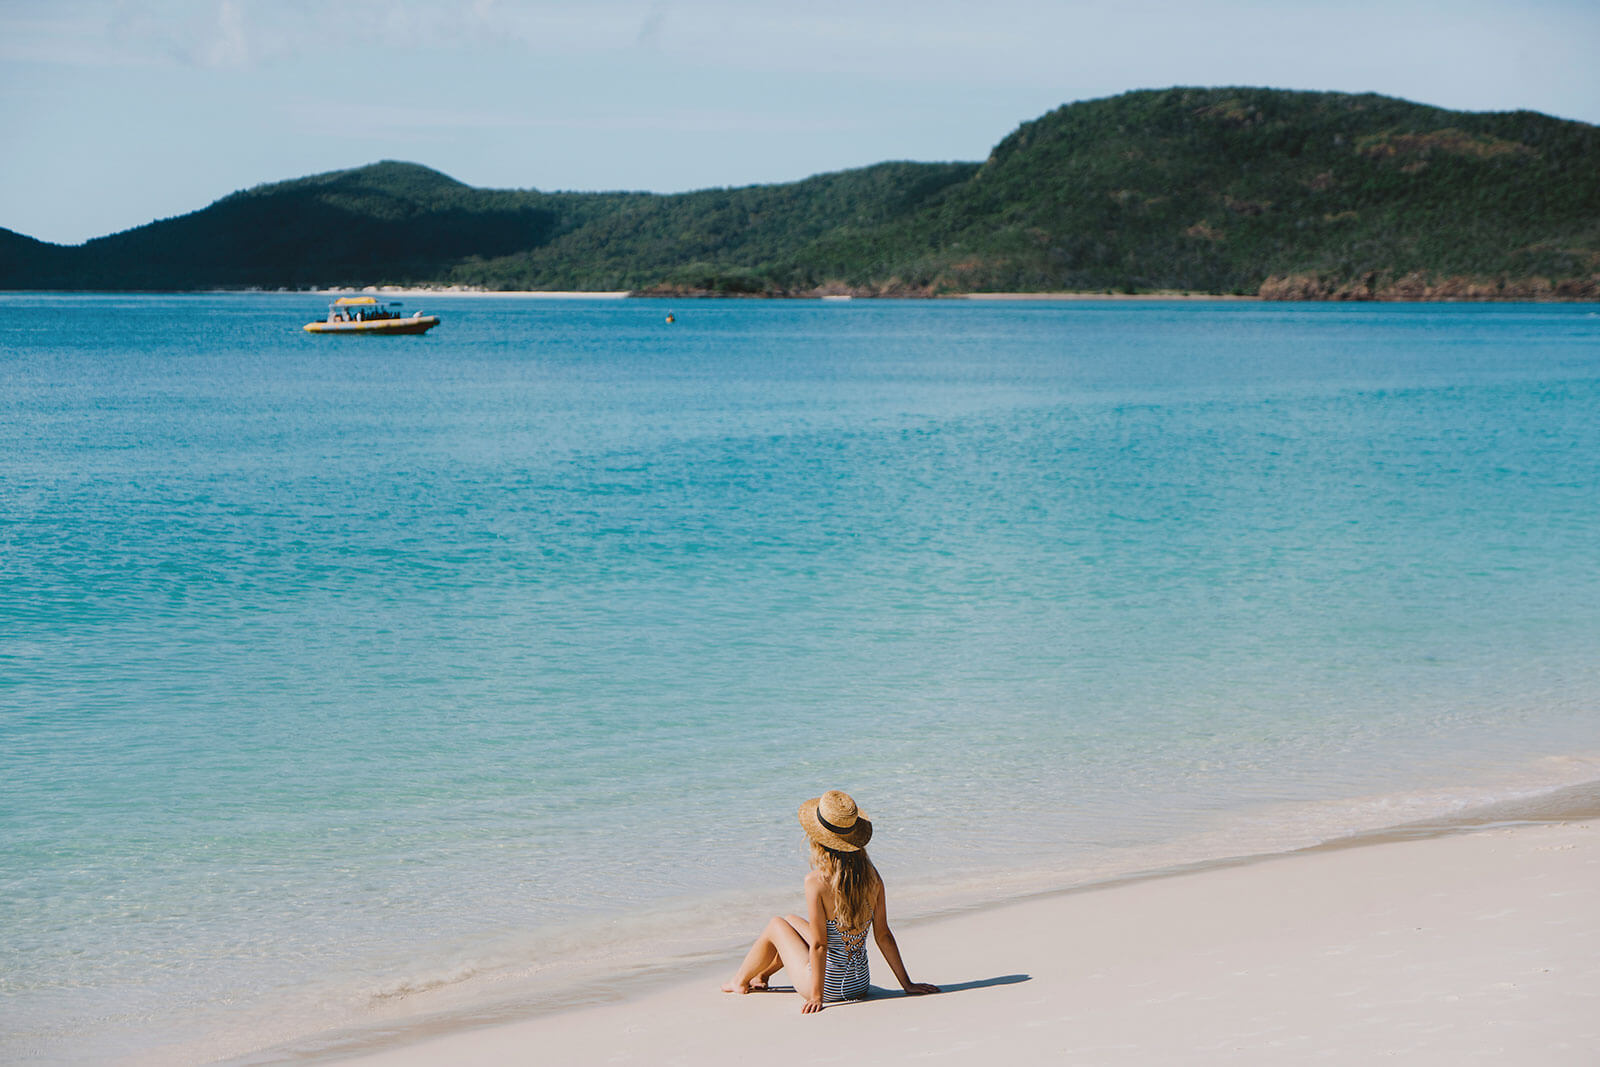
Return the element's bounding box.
[304,297,439,335]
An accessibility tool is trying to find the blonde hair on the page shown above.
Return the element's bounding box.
[810,841,879,932]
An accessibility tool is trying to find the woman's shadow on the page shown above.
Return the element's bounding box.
[758,974,1030,1002]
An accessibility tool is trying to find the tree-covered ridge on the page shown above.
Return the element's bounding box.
[449,161,981,292]
[910,88,1600,296]
[2,88,1596,297]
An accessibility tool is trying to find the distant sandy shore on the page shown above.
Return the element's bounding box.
[330,803,1598,1066]
[327,287,632,299]
[959,290,1260,301]
[224,286,1595,302]
[330,287,1256,301]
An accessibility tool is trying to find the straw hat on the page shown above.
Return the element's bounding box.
[798,790,873,852]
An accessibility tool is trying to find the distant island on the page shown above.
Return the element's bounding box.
[3,87,1597,299]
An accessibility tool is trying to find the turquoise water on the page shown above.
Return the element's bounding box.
[3,294,1599,1063]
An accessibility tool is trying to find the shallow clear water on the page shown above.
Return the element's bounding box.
[3,294,1598,1062]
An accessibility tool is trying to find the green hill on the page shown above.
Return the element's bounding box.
[846,88,1600,298]
[3,88,1597,298]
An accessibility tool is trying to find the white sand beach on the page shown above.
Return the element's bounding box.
[335,816,1598,1066]
[298,285,1256,300]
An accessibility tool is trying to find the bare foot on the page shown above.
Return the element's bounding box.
[748,977,769,991]
[721,978,752,994]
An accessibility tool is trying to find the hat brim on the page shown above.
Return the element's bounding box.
[798,797,872,852]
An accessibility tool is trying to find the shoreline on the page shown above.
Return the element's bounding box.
[959,290,1259,301]
[321,790,1600,1066]
[341,287,1261,302]
[8,288,1599,303]
[225,777,1600,1066]
[252,287,1598,303]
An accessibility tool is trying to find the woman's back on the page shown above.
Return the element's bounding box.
[823,915,872,1001]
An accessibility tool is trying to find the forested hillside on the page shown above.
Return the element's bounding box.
[3,88,1596,298]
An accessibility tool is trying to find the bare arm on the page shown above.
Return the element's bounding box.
[871,877,940,995]
[801,873,829,1012]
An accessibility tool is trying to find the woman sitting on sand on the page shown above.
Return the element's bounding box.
[722,790,940,1013]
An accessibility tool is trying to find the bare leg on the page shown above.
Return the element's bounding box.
[722,916,814,995]
[742,939,779,990]
[752,915,814,987]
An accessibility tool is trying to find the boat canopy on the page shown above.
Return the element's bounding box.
[332,296,380,306]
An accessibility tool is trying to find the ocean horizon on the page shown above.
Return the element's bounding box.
[3,293,1598,1064]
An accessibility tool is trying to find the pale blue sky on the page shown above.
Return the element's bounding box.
[3,0,1596,245]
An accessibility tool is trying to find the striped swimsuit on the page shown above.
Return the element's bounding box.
[822,916,871,1001]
